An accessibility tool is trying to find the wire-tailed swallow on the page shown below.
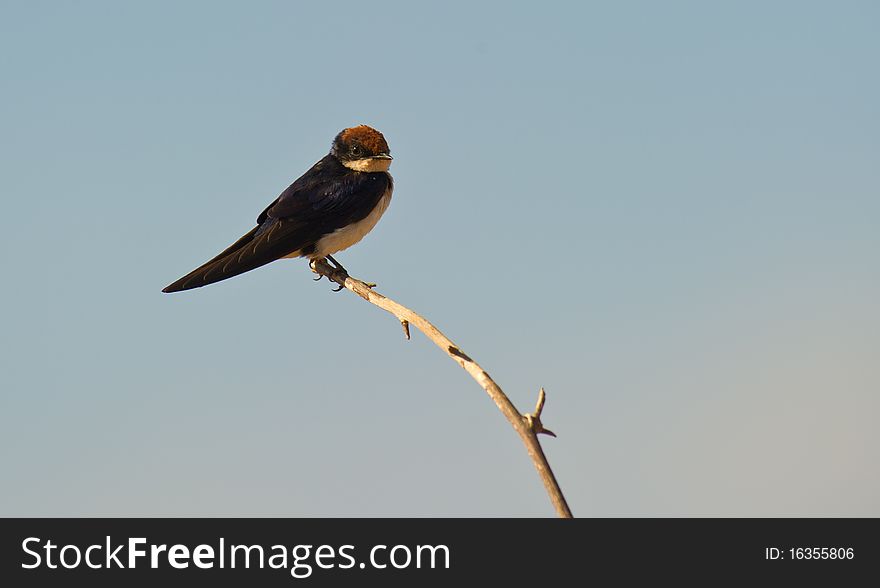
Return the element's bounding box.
[162,125,393,293]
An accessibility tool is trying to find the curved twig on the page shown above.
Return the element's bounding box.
[311,258,573,518]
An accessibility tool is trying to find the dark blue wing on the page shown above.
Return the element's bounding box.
[261,154,392,229]
[162,155,391,292]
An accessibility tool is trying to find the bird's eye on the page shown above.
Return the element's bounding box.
[350,144,363,157]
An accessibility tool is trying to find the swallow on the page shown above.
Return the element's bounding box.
[162,125,393,293]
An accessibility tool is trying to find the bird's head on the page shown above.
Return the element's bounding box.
[332,125,393,172]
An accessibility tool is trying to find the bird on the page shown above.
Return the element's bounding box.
[162,125,393,293]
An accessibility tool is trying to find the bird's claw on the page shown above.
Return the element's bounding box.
[310,259,329,283]
[325,254,348,272]
[309,256,351,292]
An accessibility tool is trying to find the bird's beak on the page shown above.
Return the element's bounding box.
[373,153,393,160]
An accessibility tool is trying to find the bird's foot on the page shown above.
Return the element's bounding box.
[310,256,350,292]
[309,259,324,281]
[325,255,350,292]
[325,255,347,273]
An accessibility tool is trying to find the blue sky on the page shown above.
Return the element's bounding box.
[2,1,878,516]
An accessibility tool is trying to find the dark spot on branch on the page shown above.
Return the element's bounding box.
[447,345,472,362]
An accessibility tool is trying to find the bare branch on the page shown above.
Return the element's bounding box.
[524,387,557,438]
[311,259,573,518]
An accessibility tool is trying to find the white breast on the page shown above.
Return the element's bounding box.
[312,187,393,258]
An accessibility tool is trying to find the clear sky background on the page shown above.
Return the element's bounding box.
[2,1,878,516]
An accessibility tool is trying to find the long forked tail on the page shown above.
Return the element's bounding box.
[167,221,299,293]
[162,218,308,292]
[162,226,265,292]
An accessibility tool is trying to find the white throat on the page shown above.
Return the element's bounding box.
[342,158,392,173]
